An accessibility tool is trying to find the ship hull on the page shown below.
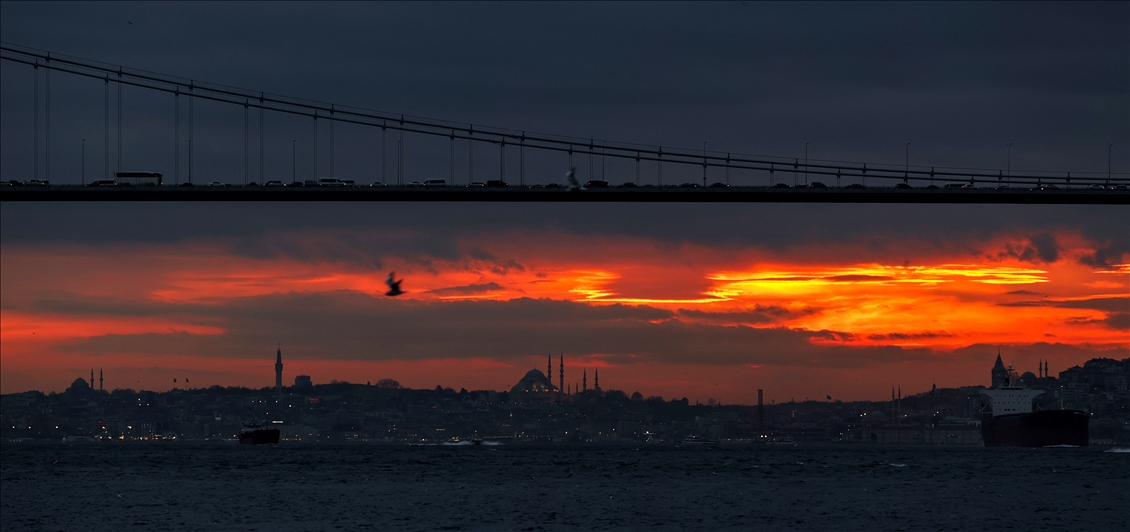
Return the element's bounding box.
[239,428,280,445]
[981,410,1088,447]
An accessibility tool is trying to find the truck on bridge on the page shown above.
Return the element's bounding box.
[115,171,163,186]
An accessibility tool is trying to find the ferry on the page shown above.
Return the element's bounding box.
[239,423,280,445]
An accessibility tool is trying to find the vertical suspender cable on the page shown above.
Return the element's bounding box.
[259,95,264,185]
[45,61,50,183]
[174,90,179,185]
[189,82,194,183]
[330,105,334,177]
[244,100,249,185]
[398,118,404,185]
[313,112,318,181]
[33,62,38,181]
[117,70,122,173]
[104,76,110,180]
[588,139,593,180]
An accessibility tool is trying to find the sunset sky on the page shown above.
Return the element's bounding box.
[2,202,1126,402]
[1,2,1127,402]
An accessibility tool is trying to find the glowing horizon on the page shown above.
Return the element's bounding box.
[1,203,1126,403]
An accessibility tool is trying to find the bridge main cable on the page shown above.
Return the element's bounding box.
[2,44,1126,188]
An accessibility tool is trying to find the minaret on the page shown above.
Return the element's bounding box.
[99,368,103,392]
[547,354,552,386]
[275,345,283,396]
[594,368,600,390]
[558,353,564,392]
[90,368,95,389]
[583,369,587,392]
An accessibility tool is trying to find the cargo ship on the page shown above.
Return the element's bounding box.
[980,358,1088,447]
[239,423,280,445]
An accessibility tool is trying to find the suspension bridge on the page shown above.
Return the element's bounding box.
[1,44,1126,204]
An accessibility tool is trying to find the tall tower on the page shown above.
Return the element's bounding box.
[991,350,1007,388]
[90,368,94,389]
[594,368,600,390]
[558,353,564,392]
[275,345,283,396]
[547,354,552,387]
[99,368,103,392]
[583,369,587,392]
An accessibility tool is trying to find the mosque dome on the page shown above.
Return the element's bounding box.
[510,369,557,394]
[524,369,546,381]
[70,377,90,389]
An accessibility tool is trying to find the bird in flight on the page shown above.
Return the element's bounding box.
[385,272,405,296]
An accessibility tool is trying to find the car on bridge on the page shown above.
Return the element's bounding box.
[846,183,866,189]
[944,183,968,189]
[584,180,610,188]
[87,179,117,187]
[424,179,447,187]
[809,182,827,189]
[264,180,285,187]
[894,183,912,189]
[486,180,509,187]
[709,182,730,188]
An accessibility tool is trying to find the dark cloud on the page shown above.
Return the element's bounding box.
[4,203,1125,262]
[427,283,504,297]
[674,305,817,326]
[1104,312,1130,331]
[867,331,954,341]
[1078,240,1129,269]
[998,296,1129,313]
[989,233,1061,264]
[54,292,932,369]
[952,343,1130,370]
[825,275,896,283]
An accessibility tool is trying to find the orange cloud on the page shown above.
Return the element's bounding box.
[2,227,1126,398]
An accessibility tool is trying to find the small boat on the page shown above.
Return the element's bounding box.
[682,436,720,445]
[239,423,280,445]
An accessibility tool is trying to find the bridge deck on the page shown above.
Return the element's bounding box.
[1,186,1127,204]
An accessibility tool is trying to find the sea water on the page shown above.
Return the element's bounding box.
[2,442,1127,531]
